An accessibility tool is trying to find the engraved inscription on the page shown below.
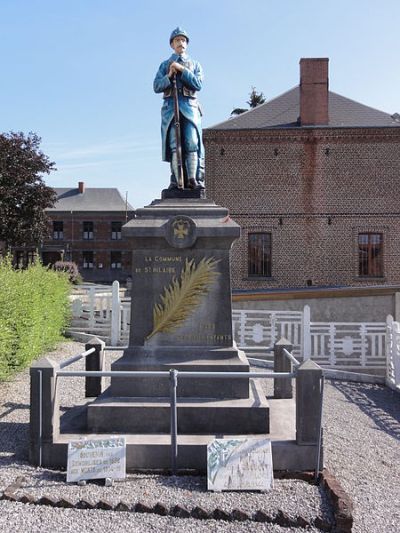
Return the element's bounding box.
[135,255,182,275]
[176,333,232,343]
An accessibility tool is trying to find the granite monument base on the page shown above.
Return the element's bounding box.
[109,347,250,398]
[87,379,269,434]
[84,197,269,467]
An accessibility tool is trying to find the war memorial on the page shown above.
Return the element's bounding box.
[29,28,323,478]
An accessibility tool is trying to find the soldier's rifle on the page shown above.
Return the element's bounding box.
[172,73,185,189]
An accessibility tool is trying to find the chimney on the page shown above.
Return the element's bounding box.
[300,58,329,126]
[78,181,85,194]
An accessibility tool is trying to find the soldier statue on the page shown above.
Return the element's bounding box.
[154,27,204,190]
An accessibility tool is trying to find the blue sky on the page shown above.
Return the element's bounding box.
[1,0,399,208]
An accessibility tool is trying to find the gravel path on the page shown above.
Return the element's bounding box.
[1,340,399,532]
[323,379,400,532]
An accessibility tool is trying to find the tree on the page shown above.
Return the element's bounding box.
[0,132,56,249]
[231,86,266,116]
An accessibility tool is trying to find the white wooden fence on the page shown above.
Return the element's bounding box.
[69,283,400,380]
[232,308,304,359]
[385,315,400,391]
[70,281,130,345]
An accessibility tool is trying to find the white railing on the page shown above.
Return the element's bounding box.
[385,315,400,390]
[232,308,387,370]
[232,309,304,358]
[70,281,130,344]
[69,285,397,378]
[309,321,387,369]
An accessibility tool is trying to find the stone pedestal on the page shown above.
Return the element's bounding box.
[87,198,269,457]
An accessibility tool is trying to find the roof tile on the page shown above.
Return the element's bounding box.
[208,87,400,130]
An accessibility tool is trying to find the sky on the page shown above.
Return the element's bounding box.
[1,0,400,208]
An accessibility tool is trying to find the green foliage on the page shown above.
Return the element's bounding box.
[231,86,266,116]
[0,131,56,248]
[247,86,266,108]
[0,257,71,380]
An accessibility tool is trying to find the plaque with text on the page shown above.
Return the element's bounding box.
[67,436,126,483]
[207,438,273,492]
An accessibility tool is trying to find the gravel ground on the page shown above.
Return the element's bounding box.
[1,340,399,532]
[323,379,400,532]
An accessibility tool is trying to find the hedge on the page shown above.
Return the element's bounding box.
[0,257,71,380]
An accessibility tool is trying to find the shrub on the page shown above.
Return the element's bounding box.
[53,261,82,284]
[0,257,71,380]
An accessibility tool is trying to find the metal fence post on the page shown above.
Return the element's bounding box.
[29,357,59,466]
[111,280,121,346]
[85,337,106,397]
[169,369,178,474]
[274,338,293,399]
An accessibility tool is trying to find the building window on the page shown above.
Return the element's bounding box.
[16,251,25,269]
[111,251,122,269]
[111,221,122,240]
[83,251,94,269]
[248,233,272,277]
[53,221,64,240]
[358,233,383,277]
[83,221,94,240]
[26,251,36,264]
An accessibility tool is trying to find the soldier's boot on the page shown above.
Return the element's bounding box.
[169,152,179,189]
[186,152,198,189]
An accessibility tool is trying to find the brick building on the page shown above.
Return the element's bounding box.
[204,58,400,292]
[35,181,134,283]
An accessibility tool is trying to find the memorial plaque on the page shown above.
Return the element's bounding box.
[207,438,273,492]
[67,437,126,483]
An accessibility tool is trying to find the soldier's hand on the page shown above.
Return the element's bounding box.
[168,62,185,78]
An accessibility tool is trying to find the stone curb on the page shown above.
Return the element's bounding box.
[0,470,353,530]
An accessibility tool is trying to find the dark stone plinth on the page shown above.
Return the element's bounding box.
[87,380,269,434]
[83,197,270,464]
[114,198,249,400]
[161,188,206,199]
[123,199,238,352]
[110,348,250,399]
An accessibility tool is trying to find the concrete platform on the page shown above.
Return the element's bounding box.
[87,379,269,434]
[52,397,321,472]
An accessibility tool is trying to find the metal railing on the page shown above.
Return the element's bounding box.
[30,339,324,480]
[59,347,95,369]
[55,367,296,475]
[283,347,300,367]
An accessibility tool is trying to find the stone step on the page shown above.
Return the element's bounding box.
[110,348,251,399]
[53,432,320,472]
[87,380,269,435]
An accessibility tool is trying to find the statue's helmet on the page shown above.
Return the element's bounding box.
[169,27,189,44]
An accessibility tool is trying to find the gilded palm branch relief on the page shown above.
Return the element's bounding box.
[146,257,220,340]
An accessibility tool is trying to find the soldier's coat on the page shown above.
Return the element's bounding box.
[153,53,204,164]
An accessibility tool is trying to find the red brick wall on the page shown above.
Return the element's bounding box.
[45,212,133,283]
[300,58,329,125]
[204,127,400,290]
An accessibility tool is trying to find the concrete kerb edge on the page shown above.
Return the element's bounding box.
[0,469,352,529]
